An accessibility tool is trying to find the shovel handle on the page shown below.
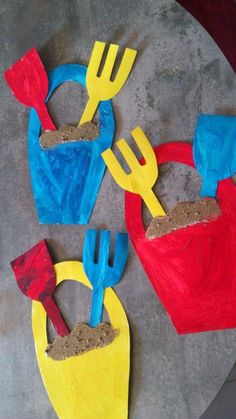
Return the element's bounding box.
[35,102,56,131]
[79,95,99,125]
[89,286,105,328]
[142,189,166,218]
[41,295,69,337]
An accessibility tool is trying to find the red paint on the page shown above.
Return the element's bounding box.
[176,0,236,73]
[125,142,236,334]
[4,48,56,131]
[11,240,69,336]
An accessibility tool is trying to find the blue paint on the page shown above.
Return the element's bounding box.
[28,64,115,224]
[83,229,128,327]
[193,114,236,197]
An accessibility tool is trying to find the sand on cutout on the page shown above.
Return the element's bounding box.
[46,323,119,361]
[146,198,221,239]
[40,121,99,149]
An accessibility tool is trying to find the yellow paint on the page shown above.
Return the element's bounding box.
[102,126,166,217]
[32,261,130,419]
[79,41,137,125]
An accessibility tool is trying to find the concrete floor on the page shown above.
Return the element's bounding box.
[1,0,236,418]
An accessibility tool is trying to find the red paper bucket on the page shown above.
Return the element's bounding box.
[125,142,236,334]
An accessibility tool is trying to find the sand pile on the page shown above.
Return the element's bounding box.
[40,121,99,149]
[46,322,118,360]
[146,198,221,239]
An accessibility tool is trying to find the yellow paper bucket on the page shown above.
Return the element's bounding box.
[32,261,130,419]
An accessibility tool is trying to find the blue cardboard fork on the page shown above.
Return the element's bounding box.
[83,230,128,327]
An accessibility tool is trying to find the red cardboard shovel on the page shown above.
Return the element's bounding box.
[4,48,56,131]
[11,240,69,336]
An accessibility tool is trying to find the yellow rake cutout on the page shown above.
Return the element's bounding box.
[102,126,165,217]
[79,41,137,125]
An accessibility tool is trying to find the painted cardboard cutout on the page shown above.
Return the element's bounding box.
[125,142,236,334]
[28,64,114,224]
[11,240,69,336]
[193,114,236,197]
[11,235,130,418]
[83,230,128,327]
[80,41,137,124]
[33,261,130,419]
[3,48,56,130]
[102,126,165,217]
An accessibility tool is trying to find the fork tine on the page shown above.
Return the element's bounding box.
[87,41,106,79]
[131,126,158,183]
[83,229,97,283]
[116,138,140,170]
[97,230,111,272]
[113,48,137,92]
[113,232,129,271]
[101,44,119,79]
[102,147,132,191]
[104,232,128,288]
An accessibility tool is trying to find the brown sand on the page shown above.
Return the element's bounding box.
[46,323,119,361]
[146,198,221,239]
[40,122,99,149]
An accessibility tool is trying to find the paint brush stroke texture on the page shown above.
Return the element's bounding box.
[83,230,128,327]
[4,48,56,131]
[125,142,236,334]
[11,240,69,336]
[28,64,115,224]
[32,261,130,419]
[176,0,236,73]
[193,114,236,197]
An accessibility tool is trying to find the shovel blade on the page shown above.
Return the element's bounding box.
[4,48,49,108]
[11,240,56,302]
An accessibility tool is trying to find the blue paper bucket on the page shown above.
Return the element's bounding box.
[28,64,115,224]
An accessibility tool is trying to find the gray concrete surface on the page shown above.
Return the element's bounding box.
[1,0,236,418]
